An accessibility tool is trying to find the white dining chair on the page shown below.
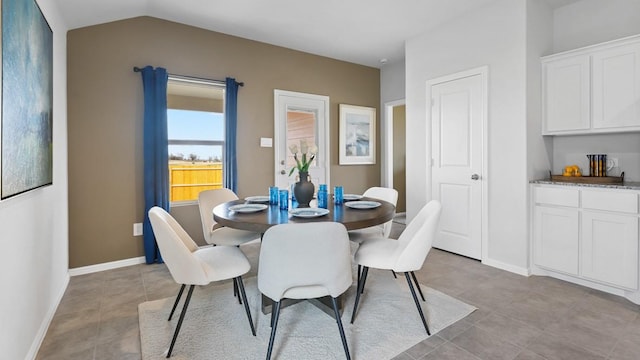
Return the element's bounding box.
[348,187,399,282]
[348,187,398,243]
[148,206,256,358]
[258,222,353,360]
[198,188,261,246]
[350,200,442,335]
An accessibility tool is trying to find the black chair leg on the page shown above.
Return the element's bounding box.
[168,284,186,321]
[357,265,361,285]
[331,297,351,360]
[233,278,242,304]
[391,270,397,278]
[266,301,282,360]
[404,272,430,335]
[360,265,369,294]
[236,276,256,336]
[410,271,426,302]
[350,266,369,324]
[270,300,276,328]
[167,285,195,358]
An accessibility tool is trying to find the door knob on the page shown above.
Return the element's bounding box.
[471,174,480,180]
[280,160,285,165]
[280,170,286,175]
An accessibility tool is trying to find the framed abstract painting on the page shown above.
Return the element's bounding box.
[339,104,376,165]
[1,0,53,199]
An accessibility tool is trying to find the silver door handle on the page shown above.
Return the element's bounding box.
[280,170,286,175]
[471,174,480,180]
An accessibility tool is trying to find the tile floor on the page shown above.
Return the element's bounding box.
[37,223,640,359]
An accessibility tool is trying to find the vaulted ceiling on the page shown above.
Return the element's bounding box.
[53,0,580,68]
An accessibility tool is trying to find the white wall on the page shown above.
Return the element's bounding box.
[381,59,405,104]
[550,0,640,181]
[380,60,406,187]
[0,0,69,359]
[526,0,554,184]
[405,0,529,272]
[553,0,640,53]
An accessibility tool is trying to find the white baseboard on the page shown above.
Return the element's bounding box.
[68,256,147,276]
[531,265,640,305]
[26,274,70,360]
[625,291,640,305]
[482,258,530,276]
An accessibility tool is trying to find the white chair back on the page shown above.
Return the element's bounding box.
[258,222,352,301]
[198,188,240,242]
[149,207,209,285]
[363,187,398,238]
[393,200,442,272]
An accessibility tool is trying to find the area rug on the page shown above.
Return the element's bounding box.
[139,269,476,360]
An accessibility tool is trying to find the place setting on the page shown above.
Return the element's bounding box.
[343,194,363,201]
[244,195,270,203]
[289,207,329,218]
[344,200,381,209]
[228,193,272,212]
[228,203,268,213]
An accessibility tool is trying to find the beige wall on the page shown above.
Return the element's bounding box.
[67,16,380,267]
[392,105,406,213]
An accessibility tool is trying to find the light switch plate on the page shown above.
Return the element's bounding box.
[260,137,273,147]
[133,223,143,236]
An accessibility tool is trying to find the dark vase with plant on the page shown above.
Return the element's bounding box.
[289,140,316,207]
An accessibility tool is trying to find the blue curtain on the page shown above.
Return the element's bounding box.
[224,78,240,193]
[140,66,169,264]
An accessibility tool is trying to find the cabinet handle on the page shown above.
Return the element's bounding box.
[471,174,480,180]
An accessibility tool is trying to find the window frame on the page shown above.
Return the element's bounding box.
[167,77,226,205]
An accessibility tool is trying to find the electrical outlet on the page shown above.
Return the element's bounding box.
[133,223,143,236]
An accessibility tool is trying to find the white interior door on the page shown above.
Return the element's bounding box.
[274,90,330,191]
[430,72,484,260]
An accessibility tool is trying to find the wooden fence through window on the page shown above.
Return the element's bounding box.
[169,162,223,202]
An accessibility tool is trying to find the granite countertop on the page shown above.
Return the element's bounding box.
[530,179,640,190]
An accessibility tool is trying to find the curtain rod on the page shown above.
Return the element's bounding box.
[132,66,244,86]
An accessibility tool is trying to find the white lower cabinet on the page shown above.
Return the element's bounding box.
[532,185,640,294]
[534,206,579,275]
[581,211,638,289]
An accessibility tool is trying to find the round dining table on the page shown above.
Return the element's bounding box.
[213,196,395,317]
[212,196,395,233]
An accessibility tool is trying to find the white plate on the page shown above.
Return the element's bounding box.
[343,194,363,201]
[345,201,381,209]
[229,204,268,213]
[245,196,270,203]
[289,208,330,218]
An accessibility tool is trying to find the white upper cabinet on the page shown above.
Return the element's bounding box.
[592,43,640,130]
[542,35,640,135]
[543,55,590,133]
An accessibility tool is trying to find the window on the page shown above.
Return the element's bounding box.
[286,109,316,170]
[167,78,225,203]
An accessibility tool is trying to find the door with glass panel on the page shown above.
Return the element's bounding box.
[274,90,330,191]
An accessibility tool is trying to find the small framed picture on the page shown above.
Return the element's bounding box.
[339,104,376,165]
